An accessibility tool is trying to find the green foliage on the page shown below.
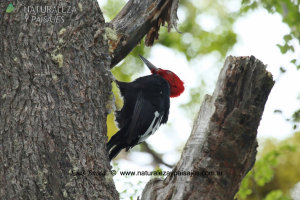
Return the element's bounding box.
[241,0,300,68]
[236,133,300,200]
[292,109,300,122]
[241,0,300,140]
[151,167,164,179]
[102,0,126,20]
[254,151,278,187]
[6,3,14,13]
[263,190,290,200]
[238,171,253,199]
[236,148,284,199]
[159,0,237,60]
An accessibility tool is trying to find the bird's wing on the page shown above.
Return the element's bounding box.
[125,92,163,147]
[115,81,135,128]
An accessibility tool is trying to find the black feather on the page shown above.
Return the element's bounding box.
[107,74,170,160]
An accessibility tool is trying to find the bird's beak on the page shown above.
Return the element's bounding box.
[139,55,158,72]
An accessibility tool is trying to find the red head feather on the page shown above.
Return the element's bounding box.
[139,55,185,98]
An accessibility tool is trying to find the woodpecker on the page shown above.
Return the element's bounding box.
[107,55,184,160]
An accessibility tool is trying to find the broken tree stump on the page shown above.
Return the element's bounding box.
[141,56,275,200]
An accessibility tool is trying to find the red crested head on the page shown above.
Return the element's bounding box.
[155,69,185,97]
[139,55,185,98]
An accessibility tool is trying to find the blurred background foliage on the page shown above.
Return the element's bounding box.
[241,0,300,130]
[236,132,300,200]
[238,1,300,199]
[101,0,300,199]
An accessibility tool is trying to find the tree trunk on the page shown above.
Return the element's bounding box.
[141,56,274,200]
[0,1,118,199]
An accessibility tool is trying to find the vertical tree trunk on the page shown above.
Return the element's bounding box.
[0,1,118,199]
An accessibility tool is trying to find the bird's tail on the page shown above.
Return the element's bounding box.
[107,130,121,151]
[107,128,126,160]
[109,144,126,160]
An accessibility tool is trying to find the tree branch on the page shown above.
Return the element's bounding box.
[108,0,179,68]
[141,56,275,200]
[141,142,173,169]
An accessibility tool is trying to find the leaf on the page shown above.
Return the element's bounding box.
[263,190,291,200]
[241,0,250,4]
[6,3,14,13]
[235,172,253,199]
[283,34,292,42]
[277,44,288,54]
[292,109,300,122]
[293,124,297,129]
[290,59,297,64]
[289,45,295,52]
[279,67,286,73]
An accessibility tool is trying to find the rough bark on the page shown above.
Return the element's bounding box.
[141,56,274,200]
[0,1,118,199]
[108,0,179,67]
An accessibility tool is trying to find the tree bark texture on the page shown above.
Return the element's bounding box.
[109,0,179,67]
[0,1,118,199]
[141,56,274,200]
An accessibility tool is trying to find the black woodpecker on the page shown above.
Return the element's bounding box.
[107,55,184,160]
